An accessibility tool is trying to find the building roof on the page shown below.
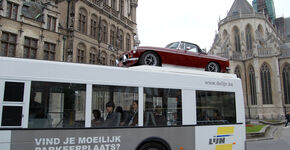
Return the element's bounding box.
[22,1,44,22]
[227,0,254,17]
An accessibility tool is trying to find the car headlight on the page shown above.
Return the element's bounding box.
[133,46,138,53]
[122,55,127,62]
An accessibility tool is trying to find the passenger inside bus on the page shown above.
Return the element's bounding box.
[128,100,138,126]
[116,106,131,126]
[92,109,103,127]
[154,105,166,126]
[103,101,121,127]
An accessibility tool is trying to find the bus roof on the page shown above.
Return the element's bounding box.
[0,57,239,90]
[129,65,236,79]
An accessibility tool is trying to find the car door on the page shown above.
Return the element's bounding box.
[162,42,184,65]
[181,42,203,68]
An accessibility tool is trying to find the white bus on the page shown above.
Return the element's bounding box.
[0,57,245,150]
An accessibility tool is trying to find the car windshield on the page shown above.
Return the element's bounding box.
[165,42,179,49]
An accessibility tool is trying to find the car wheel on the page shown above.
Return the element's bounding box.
[206,62,220,72]
[139,51,161,66]
[138,142,167,150]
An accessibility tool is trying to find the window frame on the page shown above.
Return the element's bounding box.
[43,42,56,60]
[90,15,98,39]
[249,65,257,105]
[196,90,237,125]
[78,8,87,34]
[260,63,273,104]
[6,1,18,20]
[24,37,38,59]
[1,31,17,57]
[47,15,57,32]
[77,44,86,63]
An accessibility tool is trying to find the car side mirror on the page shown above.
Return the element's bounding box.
[200,49,207,54]
[186,47,191,50]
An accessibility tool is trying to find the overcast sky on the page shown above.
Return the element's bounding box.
[136,0,290,51]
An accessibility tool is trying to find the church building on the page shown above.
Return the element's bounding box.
[209,0,290,119]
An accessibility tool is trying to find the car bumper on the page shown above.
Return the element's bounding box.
[116,55,139,67]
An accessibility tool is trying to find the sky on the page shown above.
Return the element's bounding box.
[136,0,290,51]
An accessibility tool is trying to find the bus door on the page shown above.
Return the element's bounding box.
[0,80,30,128]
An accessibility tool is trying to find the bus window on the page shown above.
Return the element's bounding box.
[2,106,22,126]
[196,91,236,125]
[28,81,86,128]
[92,85,138,127]
[144,88,182,126]
[4,82,24,102]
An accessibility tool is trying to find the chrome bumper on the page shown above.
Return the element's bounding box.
[116,55,139,65]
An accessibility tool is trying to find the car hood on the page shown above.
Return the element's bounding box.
[137,46,229,61]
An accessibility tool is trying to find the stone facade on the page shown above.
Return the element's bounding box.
[58,0,138,65]
[0,0,63,61]
[0,0,138,66]
[209,0,290,120]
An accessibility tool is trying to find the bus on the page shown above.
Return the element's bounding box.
[0,57,245,150]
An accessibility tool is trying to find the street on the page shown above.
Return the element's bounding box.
[246,126,290,150]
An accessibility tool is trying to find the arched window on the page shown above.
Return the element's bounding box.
[78,8,87,34]
[234,66,241,79]
[100,51,107,65]
[77,43,86,63]
[101,20,108,44]
[110,54,116,66]
[260,63,272,104]
[89,47,97,64]
[234,27,241,52]
[110,25,116,48]
[282,64,290,104]
[126,33,131,51]
[249,65,257,105]
[90,14,98,39]
[118,30,124,51]
[246,24,253,50]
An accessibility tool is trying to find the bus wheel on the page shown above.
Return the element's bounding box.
[138,142,167,150]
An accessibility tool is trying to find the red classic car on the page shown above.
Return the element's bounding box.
[116,41,229,72]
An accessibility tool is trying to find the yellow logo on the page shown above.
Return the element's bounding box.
[208,126,235,150]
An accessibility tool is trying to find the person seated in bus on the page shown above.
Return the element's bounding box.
[103,101,121,127]
[154,105,167,126]
[128,100,138,126]
[92,109,103,127]
[213,110,223,123]
[197,111,210,124]
[116,106,130,126]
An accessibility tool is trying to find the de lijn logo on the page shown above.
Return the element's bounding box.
[209,126,235,150]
